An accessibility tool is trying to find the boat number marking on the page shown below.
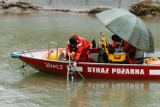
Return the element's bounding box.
[45,62,63,69]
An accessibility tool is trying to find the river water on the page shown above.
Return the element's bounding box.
[0,12,160,107]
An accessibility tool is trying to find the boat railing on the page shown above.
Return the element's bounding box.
[48,42,58,60]
[21,50,34,57]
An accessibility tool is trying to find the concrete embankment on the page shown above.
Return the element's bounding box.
[0,0,159,16]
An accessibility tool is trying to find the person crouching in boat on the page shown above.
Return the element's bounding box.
[66,34,91,67]
[123,41,137,64]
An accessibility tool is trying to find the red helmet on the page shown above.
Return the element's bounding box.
[73,34,78,38]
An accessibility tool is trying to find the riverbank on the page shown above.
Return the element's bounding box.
[0,1,159,16]
[129,0,160,16]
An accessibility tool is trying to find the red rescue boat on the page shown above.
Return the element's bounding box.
[10,44,160,79]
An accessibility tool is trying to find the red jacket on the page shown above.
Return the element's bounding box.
[66,34,90,62]
[123,41,136,53]
[110,41,120,49]
[123,41,137,64]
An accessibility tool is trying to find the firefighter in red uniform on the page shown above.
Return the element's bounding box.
[110,35,121,49]
[107,34,122,53]
[123,41,137,64]
[66,34,90,67]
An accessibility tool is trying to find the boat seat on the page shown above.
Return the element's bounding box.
[135,49,144,64]
[90,48,99,62]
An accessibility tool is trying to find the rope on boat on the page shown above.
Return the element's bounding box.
[67,53,71,82]
[75,68,85,79]
[67,52,85,82]
[14,62,27,75]
[67,65,85,82]
[14,62,27,71]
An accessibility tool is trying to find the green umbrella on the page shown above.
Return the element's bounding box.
[96,9,154,52]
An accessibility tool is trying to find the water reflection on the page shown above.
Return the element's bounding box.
[17,72,160,107]
[87,80,149,90]
[19,72,154,90]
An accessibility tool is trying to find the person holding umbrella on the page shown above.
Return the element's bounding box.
[109,35,137,64]
[66,34,91,67]
[108,34,136,64]
[109,34,123,52]
[96,9,154,54]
